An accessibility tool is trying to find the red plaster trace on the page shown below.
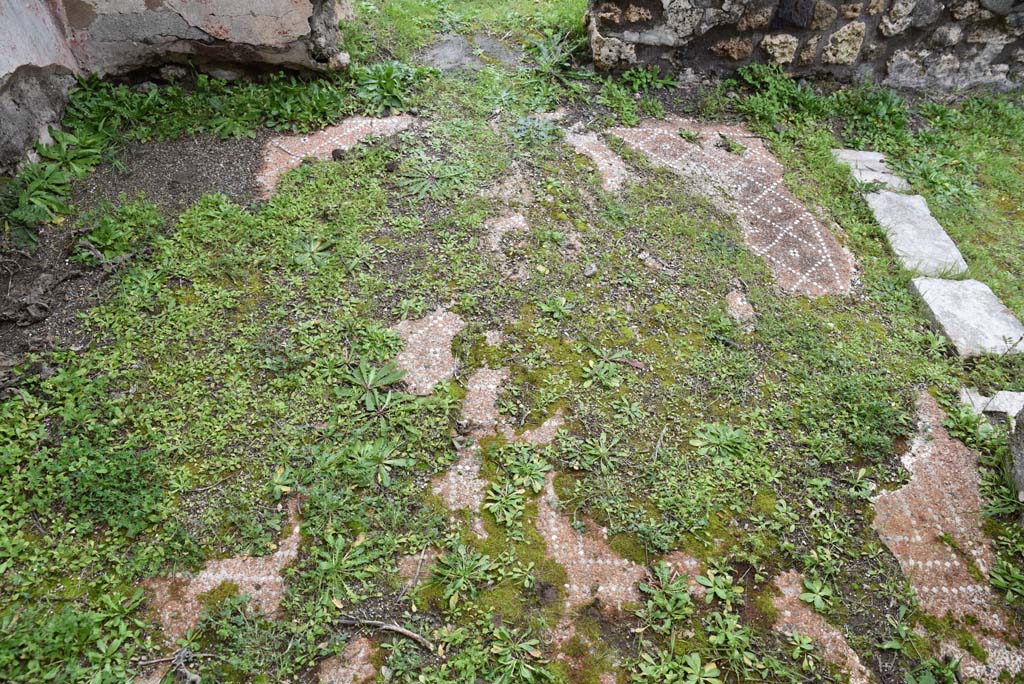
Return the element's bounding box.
[432,367,509,537]
[144,499,302,644]
[318,636,377,684]
[502,408,566,445]
[772,570,872,684]
[610,116,852,297]
[872,393,1023,682]
[536,472,646,612]
[461,367,510,438]
[483,213,528,252]
[257,115,416,196]
[397,548,440,591]
[392,307,467,396]
[565,130,631,193]
[726,289,756,330]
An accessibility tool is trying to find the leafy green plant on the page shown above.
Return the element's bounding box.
[315,532,380,604]
[706,611,758,676]
[637,561,695,634]
[582,360,621,390]
[396,151,470,201]
[484,482,526,539]
[342,439,415,488]
[488,626,553,684]
[524,28,585,87]
[597,78,640,127]
[35,128,104,178]
[341,360,407,410]
[76,198,162,262]
[291,236,332,269]
[831,82,910,149]
[508,115,562,148]
[578,432,623,473]
[432,545,493,609]
[690,423,755,465]
[639,96,665,119]
[787,631,816,671]
[497,443,551,493]
[879,606,916,653]
[730,63,829,127]
[678,128,701,143]
[695,565,743,608]
[0,592,146,684]
[621,66,677,93]
[1,162,71,247]
[634,649,723,684]
[716,135,746,155]
[991,556,1024,604]
[269,464,295,500]
[539,295,574,320]
[352,61,428,114]
[798,576,833,613]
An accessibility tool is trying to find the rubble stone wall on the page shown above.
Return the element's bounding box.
[0,0,351,173]
[587,0,1024,90]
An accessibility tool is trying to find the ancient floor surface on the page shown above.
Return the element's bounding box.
[130,111,1022,684]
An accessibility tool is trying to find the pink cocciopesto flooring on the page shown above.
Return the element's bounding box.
[872,393,1023,682]
[317,636,377,684]
[536,472,645,612]
[257,115,416,196]
[565,130,631,193]
[772,570,872,684]
[144,499,303,644]
[609,117,853,297]
[392,307,467,396]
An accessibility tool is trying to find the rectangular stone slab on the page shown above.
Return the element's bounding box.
[912,278,1024,357]
[960,387,1024,425]
[866,191,968,276]
[832,149,910,191]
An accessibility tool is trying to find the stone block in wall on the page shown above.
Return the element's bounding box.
[738,3,776,30]
[823,20,866,63]
[63,0,351,76]
[811,1,839,28]
[1,0,354,173]
[841,3,863,18]
[885,40,1014,89]
[585,0,1022,90]
[980,0,1016,16]
[712,36,755,60]
[761,33,802,62]
[0,0,81,174]
[930,23,964,46]
[880,0,916,36]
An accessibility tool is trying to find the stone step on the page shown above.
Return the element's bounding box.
[831,148,910,191]
[866,192,968,276]
[959,387,1024,426]
[912,278,1024,357]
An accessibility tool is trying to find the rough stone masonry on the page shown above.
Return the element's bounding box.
[587,0,1024,90]
[0,0,352,173]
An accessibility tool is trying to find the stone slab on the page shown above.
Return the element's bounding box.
[912,278,1024,358]
[832,148,910,191]
[960,387,1024,426]
[866,191,967,276]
